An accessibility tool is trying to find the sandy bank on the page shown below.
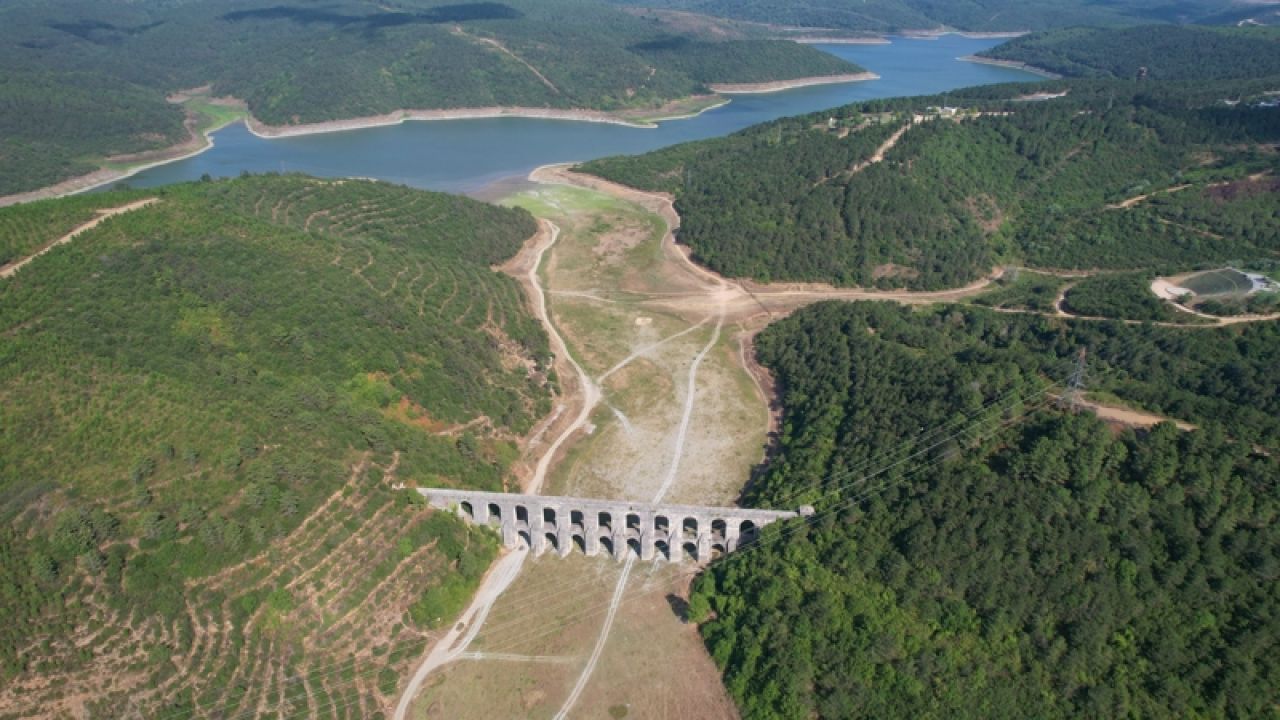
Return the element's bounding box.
[0,117,229,209]
[0,96,734,207]
[709,71,878,94]
[794,37,891,45]
[244,106,661,138]
[906,30,1029,39]
[958,55,1062,79]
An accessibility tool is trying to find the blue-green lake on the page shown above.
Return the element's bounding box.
[122,36,1040,196]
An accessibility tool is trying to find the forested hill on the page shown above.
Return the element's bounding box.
[0,0,860,197]
[0,175,551,716]
[607,0,1250,33]
[579,80,1280,289]
[979,25,1280,80]
[689,301,1280,718]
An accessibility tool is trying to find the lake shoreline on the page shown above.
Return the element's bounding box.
[709,71,878,94]
[0,96,742,206]
[958,54,1062,79]
[0,111,240,208]
[797,30,1027,44]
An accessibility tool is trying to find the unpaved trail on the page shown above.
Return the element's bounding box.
[521,220,602,495]
[988,296,1280,328]
[818,117,916,185]
[0,198,159,279]
[1107,183,1191,209]
[553,313,726,719]
[394,219,602,718]
[1063,396,1197,431]
[552,555,636,720]
[453,27,562,95]
[458,652,574,664]
[392,547,528,720]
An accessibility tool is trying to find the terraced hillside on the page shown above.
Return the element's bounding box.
[0,175,550,718]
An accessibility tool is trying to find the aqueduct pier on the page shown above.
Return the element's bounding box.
[419,488,802,563]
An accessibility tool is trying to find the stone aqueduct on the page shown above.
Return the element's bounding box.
[419,488,802,563]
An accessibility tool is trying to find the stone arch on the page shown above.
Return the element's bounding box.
[515,505,529,524]
[655,515,670,533]
[460,501,474,520]
[711,518,727,541]
[682,517,698,539]
[517,530,532,548]
[572,534,587,554]
[626,513,641,532]
[711,542,726,560]
[487,503,502,525]
[570,509,585,528]
[626,538,642,559]
[598,511,612,531]
[543,506,557,525]
[599,537,615,557]
[544,532,559,553]
[654,540,670,561]
[739,519,756,537]
[681,542,698,562]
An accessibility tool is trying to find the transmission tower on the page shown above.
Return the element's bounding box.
[1063,348,1088,411]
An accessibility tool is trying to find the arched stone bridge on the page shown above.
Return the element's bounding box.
[419,488,802,563]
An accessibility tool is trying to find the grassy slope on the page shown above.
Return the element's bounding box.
[0,175,550,717]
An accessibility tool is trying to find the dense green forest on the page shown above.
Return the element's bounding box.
[0,175,550,716]
[689,301,1279,718]
[0,0,859,197]
[980,25,1280,81]
[0,187,154,267]
[1060,273,1184,322]
[608,0,1250,32]
[580,79,1280,289]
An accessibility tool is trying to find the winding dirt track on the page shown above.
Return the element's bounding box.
[0,198,159,279]
[395,163,1278,716]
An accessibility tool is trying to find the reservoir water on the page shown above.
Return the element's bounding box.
[122,36,1040,196]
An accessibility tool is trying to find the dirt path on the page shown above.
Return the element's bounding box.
[393,218,607,718]
[454,27,562,95]
[552,312,726,719]
[0,198,159,279]
[392,547,528,720]
[515,220,602,494]
[1069,397,1196,431]
[818,117,916,186]
[1107,183,1191,209]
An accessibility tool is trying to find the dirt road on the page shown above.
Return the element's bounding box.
[0,198,159,279]
[392,547,528,720]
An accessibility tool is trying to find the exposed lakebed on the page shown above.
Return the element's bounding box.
[118,37,1038,197]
